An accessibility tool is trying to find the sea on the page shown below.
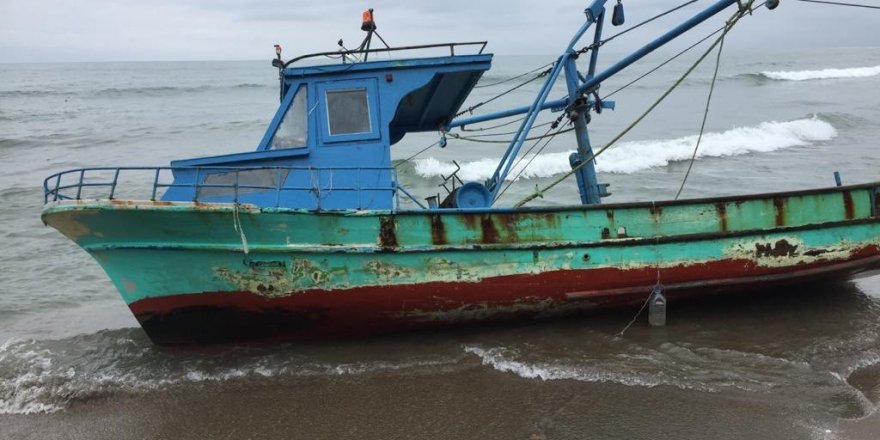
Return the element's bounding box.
[2,45,880,439]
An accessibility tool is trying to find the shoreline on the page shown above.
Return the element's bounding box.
[3,365,877,440]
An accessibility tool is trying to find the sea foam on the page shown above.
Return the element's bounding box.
[760,65,880,81]
[414,117,836,180]
[0,335,455,415]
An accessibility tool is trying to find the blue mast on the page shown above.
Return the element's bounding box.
[447,0,742,206]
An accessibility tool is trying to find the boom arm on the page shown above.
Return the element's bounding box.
[448,0,741,131]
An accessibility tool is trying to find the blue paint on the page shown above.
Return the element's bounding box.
[161,53,491,209]
[564,55,604,205]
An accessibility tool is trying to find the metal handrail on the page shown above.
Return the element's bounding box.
[43,166,407,210]
[283,41,488,68]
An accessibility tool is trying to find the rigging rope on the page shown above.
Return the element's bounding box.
[474,62,556,89]
[577,0,701,55]
[603,26,724,99]
[460,116,526,132]
[448,127,575,144]
[454,119,557,139]
[453,68,551,119]
[395,140,441,166]
[453,0,701,135]
[496,121,568,202]
[675,35,725,200]
[514,0,756,208]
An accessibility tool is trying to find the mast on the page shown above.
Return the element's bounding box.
[446,0,743,206]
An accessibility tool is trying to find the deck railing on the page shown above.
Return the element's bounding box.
[43,166,425,210]
[283,41,488,68]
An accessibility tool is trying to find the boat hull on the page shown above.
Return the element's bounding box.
[42,183,880,345]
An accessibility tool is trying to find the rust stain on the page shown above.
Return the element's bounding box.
[460,213,478,230]
[480,215,500,244]
[715,202,728,232]
[649,203,662,217]
[842,191,855,220]
[378,216,398,249]
[772,197,786,227]
[429,214,447,245]
[601,227,611,240]
[494,214,520,242]
[606,209,614,220]
[538,212,560,229]
[755,239,799,258]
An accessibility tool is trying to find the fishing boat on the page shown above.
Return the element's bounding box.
[41,0,880,345]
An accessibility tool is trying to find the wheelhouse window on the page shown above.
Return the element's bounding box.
[326,88,371,135]
[270,85,308,149]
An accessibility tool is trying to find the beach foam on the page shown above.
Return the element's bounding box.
[0,335,455,415]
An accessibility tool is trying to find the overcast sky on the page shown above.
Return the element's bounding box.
[1,0,877,63]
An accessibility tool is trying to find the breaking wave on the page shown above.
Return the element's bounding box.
[415,117,837,180]
[759,65,880,81]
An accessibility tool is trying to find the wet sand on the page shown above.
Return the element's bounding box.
[4,364,878,440]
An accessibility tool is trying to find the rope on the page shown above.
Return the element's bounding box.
[603,26,724,99]
[515,0,755,208]
[616,285,656,337]
[448,127,575,144]
[577,0,700,55]
[396,140,440,165]
[675,35,725,200]
[460,116,526,132]
[495,123,565,201]
[232,203,250,255]
[796,0,880,9]
[454,119,556,139]
[474,62,556,89]
[453,69,551,119]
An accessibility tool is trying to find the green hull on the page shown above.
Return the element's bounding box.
[43,183,880,344]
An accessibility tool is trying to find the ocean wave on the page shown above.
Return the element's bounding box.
[0,332,456,415]
[759,65,880,81]
[0,83,271,100]
[0,90,76,98]
[415,117,836,180]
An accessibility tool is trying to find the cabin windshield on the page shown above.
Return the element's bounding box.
[270,85,308,149]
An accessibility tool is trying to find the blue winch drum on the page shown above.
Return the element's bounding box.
[454,182,492,209]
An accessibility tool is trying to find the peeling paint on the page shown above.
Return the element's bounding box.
[215,258,347,297]
[215,265,294,297]
[726,237,859,268]
[364,260,414,281]
[426,257,479,281]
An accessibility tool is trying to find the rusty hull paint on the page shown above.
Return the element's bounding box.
[128,248,880,344]
[40,182,880,344]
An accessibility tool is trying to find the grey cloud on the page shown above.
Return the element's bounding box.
[0,0,878,63]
